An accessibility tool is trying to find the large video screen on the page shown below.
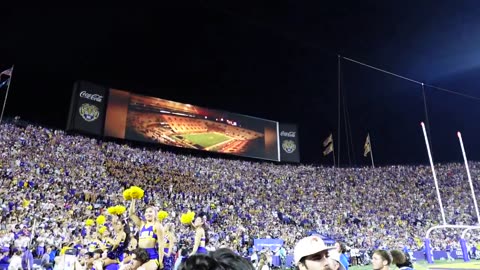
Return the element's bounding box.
[104,89,281,161]
[66,81,300,163]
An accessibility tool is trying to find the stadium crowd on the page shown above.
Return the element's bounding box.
[0,121,479,269]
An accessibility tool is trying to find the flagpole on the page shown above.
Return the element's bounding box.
[337,55,341,168]
[369,133,375,168]
[0,65,14,125]
[332,145,336,167]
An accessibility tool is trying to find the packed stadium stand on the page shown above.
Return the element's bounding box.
[1,121,480,269]
[162,115,208,133]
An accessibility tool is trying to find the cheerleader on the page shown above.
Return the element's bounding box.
[36,233,46,258]
[96,223,125,270]
[190,217,207,255]
[86,230,101,253]
[100,229,114,251]
[162,223,176,270]
[105,219,128,262]
[129,200,164,270]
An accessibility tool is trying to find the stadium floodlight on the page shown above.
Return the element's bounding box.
[420,122,446,225]
[457,132,480,224]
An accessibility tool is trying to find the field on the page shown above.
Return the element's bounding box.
[350,260,480,270]
[175,132,232,148]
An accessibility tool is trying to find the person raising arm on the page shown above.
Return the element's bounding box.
[129,199,164,270]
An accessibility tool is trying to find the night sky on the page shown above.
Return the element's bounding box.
[1,2,480,166]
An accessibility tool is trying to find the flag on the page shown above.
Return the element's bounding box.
[323,143,334,156]
[0,67,12,77]
[323,134,333,147]
[364,134,371,157]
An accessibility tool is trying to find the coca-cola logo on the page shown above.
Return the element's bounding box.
[280,131,296,138]
[79,91,103,102]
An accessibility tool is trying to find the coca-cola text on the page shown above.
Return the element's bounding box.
[80,91,103,102]
[280,131,296,138]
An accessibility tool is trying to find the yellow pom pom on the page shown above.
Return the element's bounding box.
[23,182,29,188]
[123,189,132,201]
[98,226,107,235]
[87,205,93,210]
[115,205,126,215]
[107,205,126,216]
[96,215,106,225]
[180,211,195,224]
[129,186,144,200]
[158,211,168,221]
[85,219,95,227]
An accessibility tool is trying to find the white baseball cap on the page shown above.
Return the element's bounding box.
[328,250,346,270]
[294,236,334,265]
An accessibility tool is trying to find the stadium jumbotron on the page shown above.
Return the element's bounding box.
[126,97,264,154]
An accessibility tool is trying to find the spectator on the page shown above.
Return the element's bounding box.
[371,250,391,270]
[327,250,345,270]
[8,248,22,270]
[294,236,332,270]
[390,250,413,270]
[334,242,349,270]
[211,248,254,270]
[21,248,33,270]
[178,254,224,270]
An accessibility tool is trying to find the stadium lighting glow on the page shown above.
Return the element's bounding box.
[204,116,207,119]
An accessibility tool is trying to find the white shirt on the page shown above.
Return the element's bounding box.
[8,254,22,270]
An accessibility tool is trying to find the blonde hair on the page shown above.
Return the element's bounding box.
[257,253,267,270]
